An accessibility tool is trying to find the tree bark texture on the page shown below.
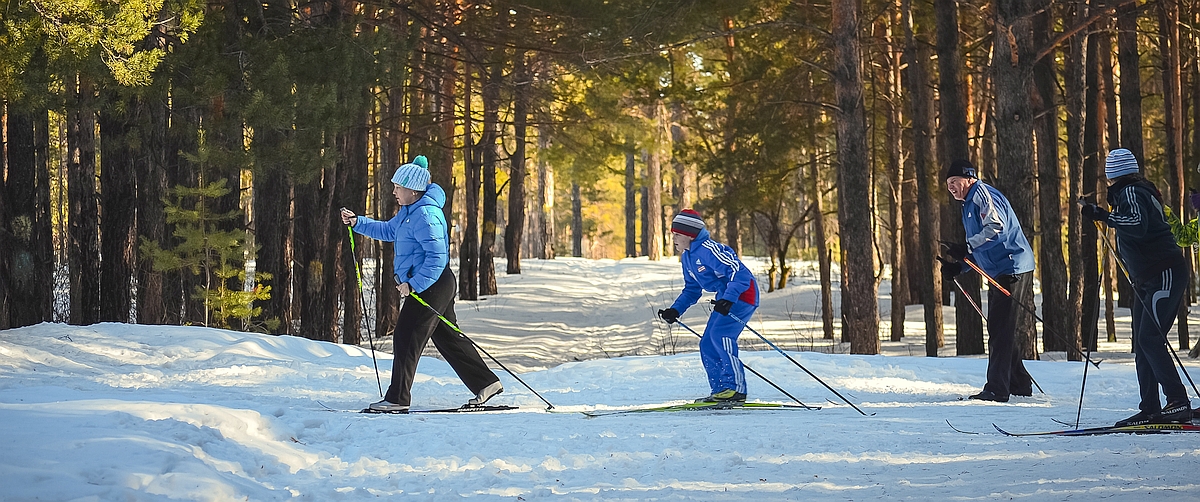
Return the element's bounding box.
[935,0,983,353]
[505,51,528,274]
[6,107,54,328]
[68,76,101,326]
[99,95,138,323]
[1032,0,1073,356]
[625,146,637,257]
[459,66,480,301]
[832,0,880,354]
[903,0,943,356]
[1157,0,1191,350]
[479,62,500,296]
[993,0,1039,360]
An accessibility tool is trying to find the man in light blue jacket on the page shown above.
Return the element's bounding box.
[658,209,759,403]
[939,159,1035,403]
[341,155,501,412]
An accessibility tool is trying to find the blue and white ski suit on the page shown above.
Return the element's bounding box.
[670,228,759,395]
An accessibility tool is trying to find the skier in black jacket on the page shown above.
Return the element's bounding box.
[1081,148,1193,427]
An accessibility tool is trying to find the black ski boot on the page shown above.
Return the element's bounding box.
[1159,401,1193,424]
[1115,410,1159,427]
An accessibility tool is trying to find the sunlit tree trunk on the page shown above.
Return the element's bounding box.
[832,0,880,354]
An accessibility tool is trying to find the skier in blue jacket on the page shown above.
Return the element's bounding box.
[658,209,759,403]
[938,159,1035,403]
[340,155,501,412]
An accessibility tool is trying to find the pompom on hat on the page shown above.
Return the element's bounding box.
[671,209,706,238]
[1105,148,1140,180]
[392,155,431,191]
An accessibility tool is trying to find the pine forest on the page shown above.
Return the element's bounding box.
[4,0,1200,361]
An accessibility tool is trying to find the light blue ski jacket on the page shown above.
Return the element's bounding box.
[352,183,449,293]
[960,180,1035,278]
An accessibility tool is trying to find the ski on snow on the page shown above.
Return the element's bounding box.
[582,401,819,417]
[360,404,519,414]
[315,401,518,414]
[992,422,1200,437]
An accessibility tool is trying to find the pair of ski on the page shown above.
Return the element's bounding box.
[950,419,1200,436]
[580,400,819,417]
[341,401,819,416]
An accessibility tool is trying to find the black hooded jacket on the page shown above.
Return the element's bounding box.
[1104,176,1186,284]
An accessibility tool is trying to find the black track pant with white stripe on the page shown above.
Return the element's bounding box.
[1130,263,1189,413]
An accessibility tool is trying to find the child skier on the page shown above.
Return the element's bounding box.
[658,209,759,403]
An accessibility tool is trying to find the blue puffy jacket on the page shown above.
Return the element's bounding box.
[960,180,1035,278]
[670,228,759,314]
[352,183,449,294]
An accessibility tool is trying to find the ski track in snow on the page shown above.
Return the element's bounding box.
[2,257,1199,500]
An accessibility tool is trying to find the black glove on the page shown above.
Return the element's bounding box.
[939,241,969,261]
[658,308,680,324]
[712,299,734,316]
[1080,203,1110,222]
[936,256,963,282]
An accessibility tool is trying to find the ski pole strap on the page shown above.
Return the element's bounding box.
[347,226,364,291]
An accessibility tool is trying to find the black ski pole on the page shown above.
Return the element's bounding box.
[409,291,556,410]
[949,276,1045,395]
[674,319,817,410]
[716,306,871,416]
[961,257,1103,368]
[1093,220,1200,400]
[346,226,384,397]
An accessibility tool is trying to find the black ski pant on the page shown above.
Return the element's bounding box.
[1130,263,1188,413]
[982,271,1034,398]
[385,267,500,406]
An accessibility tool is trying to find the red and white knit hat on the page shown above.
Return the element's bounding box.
[671,209,705,238]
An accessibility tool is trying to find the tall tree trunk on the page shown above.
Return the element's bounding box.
[137,85,170,325]
[506,51,529,274]
[0,102,9,328]
[295,157,343,342]
[832,0,880,354]
[571,181,583,257]
[252,128,292,333]
[1158,0,1191,351]
[670,107,694,214]
[68,76,101,325]
[534,125,555,259]
[812,145,835,341]
[903,0,943,356]
[99,95,138,323]
[1032,0,1073,357]
[935,0,983,354]
[479,61,500,296]
[376,84,401,328]
[460,65,481,300]
[993,0,1040,361]
[436,52,458,222]
[883,8,906,341]
[640,183,650,257]
[341,104,369,345]
[5,106,54,327]
[1082,0,1105,351]
[624,146,637,257]
[1064,0,1088,360]
[646,102,665,260]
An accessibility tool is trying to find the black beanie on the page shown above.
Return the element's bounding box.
[944,159,977,180]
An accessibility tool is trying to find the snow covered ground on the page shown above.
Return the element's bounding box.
[3,257,1199,500]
